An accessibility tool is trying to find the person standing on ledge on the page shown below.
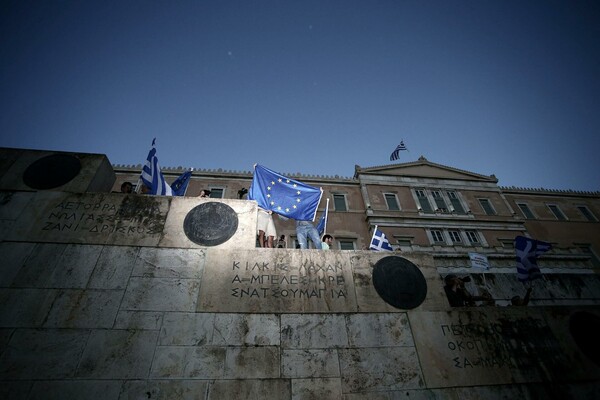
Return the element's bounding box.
[296,220,322,249]
[321,234,333,250]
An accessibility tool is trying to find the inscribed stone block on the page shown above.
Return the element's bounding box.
[198,249,357,313]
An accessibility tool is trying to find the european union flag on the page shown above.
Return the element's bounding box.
[515,236,552,282]
[248,164,322,221]
[316,200,328,236]
[171,170,192,196]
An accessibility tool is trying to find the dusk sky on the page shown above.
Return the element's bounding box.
[1,1,599,191]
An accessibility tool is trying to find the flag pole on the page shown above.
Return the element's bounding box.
[183,168,193,196]
[324,198,329,234]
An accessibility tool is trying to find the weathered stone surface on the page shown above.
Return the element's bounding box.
[28,380,122,400]
[0,191,33,221]
[198,249,358,313]
[43,289,123,329]
[224,346,280,378]
[291,378,343,399]
[0,242,35,287]
[114,310,164,330]
[281,314,349,349]
[346,313,414,347]
[338,347,424,392]
[0,288,58,327]
[88,246,140,289]
[207,379,290,400]
[213,313,280,346]
[150,346,226,378]
[159,312,215,346]
[160,198,257,249]
[76,330,158,379]
[119,380,208,400]
[132,247,205,279]
[282,349,340,378]
[0,329,89,379]
[121,277,200,312]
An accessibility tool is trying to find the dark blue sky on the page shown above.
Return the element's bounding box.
[1,1,599,191]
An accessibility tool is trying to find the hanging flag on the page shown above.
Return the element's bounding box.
[390,140,408,161]
[514,235,552,282]
[140,139,173,195]
[316,198,329,236]
[171,170,192,196]
[248,164,322,221]
[469,252,490,270]
[370,225,394,251]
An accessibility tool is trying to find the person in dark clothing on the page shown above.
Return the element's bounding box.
[443,274,488,307]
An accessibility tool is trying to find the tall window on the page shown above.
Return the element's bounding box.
[449,230,462,243]
[447,191,466,214]
[547,204,566,221]
[416,189,433,213]
[430,230,444,243]
[333,194,348,211]
[465,230,480,244]
[339,240,355,250]
[210,188,224,198]
[478,198,496,215]
[577,206,598,222]
[384,193,400,211]
[517,203,535,219]
[432,191,448,213]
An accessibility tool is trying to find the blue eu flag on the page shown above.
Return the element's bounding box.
[248,164,322,221]
[171,170,192,196]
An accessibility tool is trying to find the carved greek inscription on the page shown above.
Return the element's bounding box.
[41,197,166,237]
[439,318,563,372]
[229,259,348,301]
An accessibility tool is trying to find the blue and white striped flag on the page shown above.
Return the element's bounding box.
[390,140,408,161]
[370,225,394,251]
[515,236,552,282]
[141,139,173,196]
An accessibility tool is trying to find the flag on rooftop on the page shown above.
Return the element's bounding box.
[514,235,552,282]
[390,140,408,161]
[171,170,192,196]
[141,139,173,196]
[248,164,322,221]
[370,225,394,251]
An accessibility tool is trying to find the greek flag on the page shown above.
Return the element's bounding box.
[171,170,192,196]
[141,139,173,196]
[248,164,322,221]
[515,236,552,281]
[390,140,408,161]
[370,225,394,251]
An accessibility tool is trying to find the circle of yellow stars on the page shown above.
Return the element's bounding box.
[266,178,302,213]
